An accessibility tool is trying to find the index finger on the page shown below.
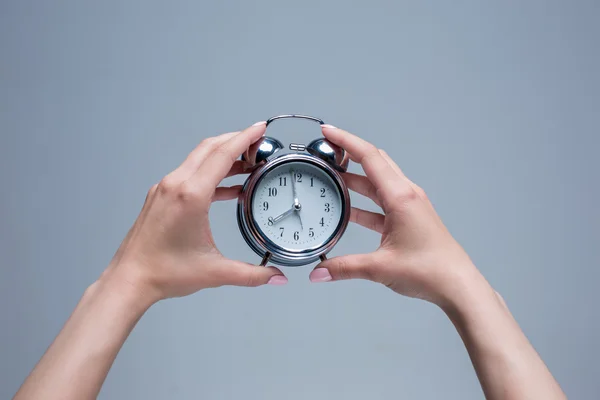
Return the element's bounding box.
[166,131,240,182]
[191,121,267,190]
[321,125,414,209]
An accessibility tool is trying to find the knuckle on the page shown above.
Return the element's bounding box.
[367,184,380,203]
[245,269,262,287]
[389,185,419,202]
[147,183,158,197]
[336,258,351,280]
[158,176,179,194]
[413,184,427,199]
[360,145,380,163]
[144,184,159,203]
[200,137,216,148]
[381,185,419,214]
[176,181,203,202]
[337,258,363,281]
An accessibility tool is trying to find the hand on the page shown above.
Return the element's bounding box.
[269,206,295,225]
[290,169,303,230]
[290,169,300,205]
[101,122,288,305]
[309,125,479,307]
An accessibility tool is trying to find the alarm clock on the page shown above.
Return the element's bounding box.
[237,114,351,266]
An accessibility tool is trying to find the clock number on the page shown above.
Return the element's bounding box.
[263,201,269,211]
[279,227,284,237]
[279,177,287,186]
[295,172,302,182]
[268,187,278,197]
[320,188,326,197]
[319,217,325,227]
[310,177,314,187]
[267,218,274,226]
[294,231,299,241]
[324,203,330,212]
[309,228,314,237]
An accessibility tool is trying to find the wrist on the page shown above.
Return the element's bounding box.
[94,264,160,313]
[434,262,498,321]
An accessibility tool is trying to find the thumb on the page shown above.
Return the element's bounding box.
[309,253,378,283]
[214,260,288,287]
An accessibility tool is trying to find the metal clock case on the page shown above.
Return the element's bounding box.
[237,115,351,267]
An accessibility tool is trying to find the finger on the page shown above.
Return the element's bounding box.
[192,121,267,190]
[168,131,241,182]
[225,160,252,178]
[350,207,385,233]
[214,260,288,287]
[379,149,429,203]
[378,149,405,178]
[213,185,243,202]
[347,152,359,163]
[343,172,382,207]
[310,253,379,282]
[321,124,395,179]
[322,125,414,210]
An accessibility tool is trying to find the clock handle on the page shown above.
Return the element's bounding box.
[242,115,325,168]
[266,114,325,126]
[264,114,349,173]
[242,114,348,172]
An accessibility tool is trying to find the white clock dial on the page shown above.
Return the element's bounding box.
[251,161,343,251]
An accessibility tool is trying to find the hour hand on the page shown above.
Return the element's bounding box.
[269,207,295,225]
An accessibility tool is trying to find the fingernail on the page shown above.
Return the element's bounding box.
[321,124,337,129]
[252,121,267,126]
[267,275,288,285]
[309,268,332,283]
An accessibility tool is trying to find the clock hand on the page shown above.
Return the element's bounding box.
[290,169,304,230]
[270,206,295,225]
[291,170,299,203]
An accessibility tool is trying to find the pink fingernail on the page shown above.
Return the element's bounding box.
[252,121,267,126]
[267,275,288,285]
[309,268,332,283]
[321,124,337,129]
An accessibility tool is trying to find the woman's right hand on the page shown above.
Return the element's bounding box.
[309,125,484,308]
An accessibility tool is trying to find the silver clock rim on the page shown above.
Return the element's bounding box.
[237,153,351,267]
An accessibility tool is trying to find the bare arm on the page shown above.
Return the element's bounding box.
[444,271,565,399]
[13,277,150,400]
[13,121,287,400]
[309,124,566,400]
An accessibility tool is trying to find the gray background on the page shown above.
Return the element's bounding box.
[1,1,598,399]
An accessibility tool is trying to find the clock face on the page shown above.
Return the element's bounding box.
[251,160,344,251]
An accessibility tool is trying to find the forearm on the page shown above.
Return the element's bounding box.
[441,267,566,400]
[14,271,152,400]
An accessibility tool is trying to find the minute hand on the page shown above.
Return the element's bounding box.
[290,170,303,230]
[291,170,299,205]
